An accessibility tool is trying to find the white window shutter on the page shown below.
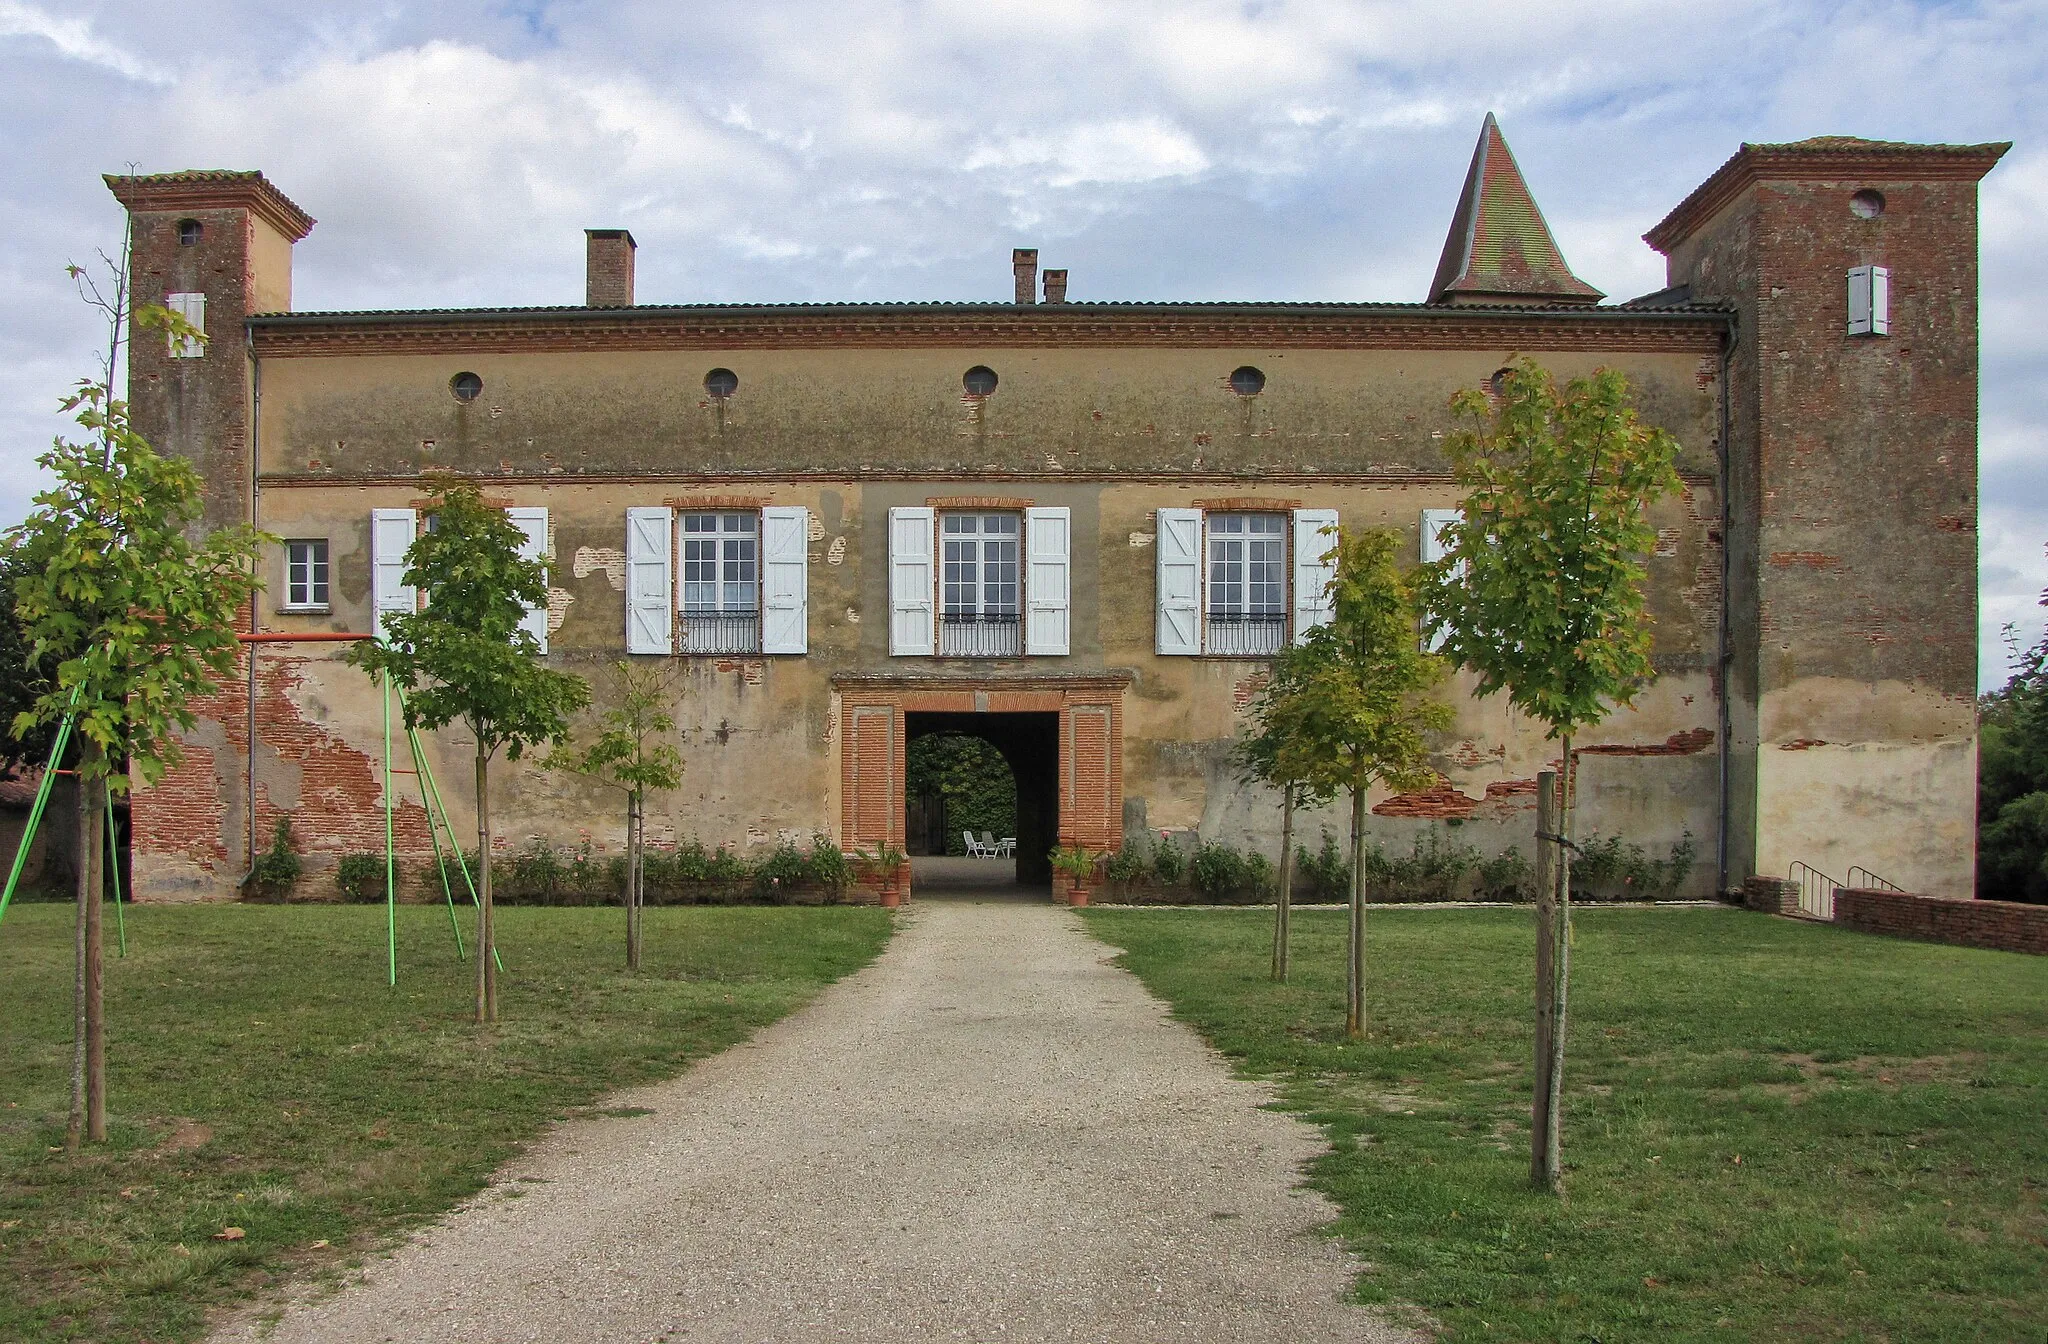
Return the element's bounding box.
[1024,506,1071,656]
[1155,508,1202,656]
[1420,508,1461,652]
[625,506,673,655]
[370,508,418,643]
[167,292,205,358]
[1291,508,1339,644]
[761,505,809,655]
[889,507,936,656]
[507,507,550,652]
[1869,265,1890,336]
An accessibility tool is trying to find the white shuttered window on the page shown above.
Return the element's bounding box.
[1419,508,1460,652]
[507,507,550,653]
[889,507,937,656]
[760,506,810,655]
[625,507,674,654]
[1290,508,1338,644]
[370,509,418,642]
[1154,508,1203,655]
[1024,507,1071,656]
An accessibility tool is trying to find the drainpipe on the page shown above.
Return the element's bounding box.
[244,330,262,879]
[1715,315,1736,896]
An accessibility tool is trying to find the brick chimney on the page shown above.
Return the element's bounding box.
[1012,248,1038,305]
[586,229,636,307]
[1042,269,1068,304]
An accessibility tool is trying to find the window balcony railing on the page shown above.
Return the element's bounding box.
[1205,611,1288,656]
[939,611,1021,657]
[679,610,760,655]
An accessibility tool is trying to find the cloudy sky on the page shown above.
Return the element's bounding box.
[2,0,2040,685]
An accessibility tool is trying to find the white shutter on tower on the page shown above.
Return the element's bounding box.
[166,293,205,358]
[1155,507,1202,656]
[1420,508,1461,652]
[760,505,809,655]
[371,508,418,643]
[507,507,550,653]
[889,507,936,656]
[1024,506,1071,656]
[625,507,673,655]
[1291,508,1339,644]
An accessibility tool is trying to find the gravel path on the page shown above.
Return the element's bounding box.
[216,901,1415,1343]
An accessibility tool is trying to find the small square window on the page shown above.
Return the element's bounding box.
[284,539,330,610]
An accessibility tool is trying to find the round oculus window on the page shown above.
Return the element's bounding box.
[450,372,483,402]
[1228,365,1266,396]
[1850,189,1886,220]
[963,365,998,397]
[704,367,739,398]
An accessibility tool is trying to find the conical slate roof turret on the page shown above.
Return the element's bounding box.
[1428,114,1602,306]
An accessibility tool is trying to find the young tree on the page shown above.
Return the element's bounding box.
[6,262,266,1146]
[1419,357,1682,1193]
[545,661,683,969]
[1233,642,1333,982]
[1270,527,1453,1037]
[346,482,589,1023]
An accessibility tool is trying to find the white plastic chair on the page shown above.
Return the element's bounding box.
[963,830,988,858]
[981,831,1000,859]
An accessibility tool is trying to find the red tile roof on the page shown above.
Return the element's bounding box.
[1428,113,1602,307]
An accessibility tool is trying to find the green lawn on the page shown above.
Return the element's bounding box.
[1083,905,2048,1343]
[0,901,893,1342]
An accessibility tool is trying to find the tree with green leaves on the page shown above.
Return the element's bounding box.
[6,260,267,1146]
[1419,357,1682,1193]
[1270,527,1452,1037]
[0,546,57,778]
[545,661,683,970]
[1233,640,1333,983]
[346,482,589,1023]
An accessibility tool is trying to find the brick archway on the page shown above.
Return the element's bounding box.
[833,673,1130,900]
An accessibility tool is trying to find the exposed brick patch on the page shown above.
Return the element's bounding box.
[1767,551,1840,569]
[1232,671,1270,710]
[1779,738,1828,751]
[666,495,768,510]
[1373,779,1476,819]
[1193,496,1303,510]
[1934,515,1972,533]
[1835,889,2048,956]
[1579,728,1715,757]
[924,495,1034,510]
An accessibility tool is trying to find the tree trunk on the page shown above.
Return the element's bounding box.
[1273,786,1295,983]
[626,791,643,972]
[1345,782,1367,1040]
[67,764,87,1150]
[1531,768,1559,1189]
[475,743,497,1024]
[83,754,106,1143]
[1542,738,1576,1195]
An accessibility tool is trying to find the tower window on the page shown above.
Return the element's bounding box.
[177,219,203,246]
[1850,189,1886,220]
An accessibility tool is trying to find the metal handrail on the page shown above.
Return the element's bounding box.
[1846,866,1903,892]
[1787,861,1840,920]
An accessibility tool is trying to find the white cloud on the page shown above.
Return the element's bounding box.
[964,118,1210,188]
[0,0,167,83]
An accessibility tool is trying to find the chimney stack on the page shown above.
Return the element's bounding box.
[586,229,637,307]
[1012,248,1038,305]
[1042,269,1068,304]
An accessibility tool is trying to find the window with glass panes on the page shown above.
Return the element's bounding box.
[940,512,1020,655]
[1205,513,1287,654]
[284,539,329,609]
[679,512,759,653]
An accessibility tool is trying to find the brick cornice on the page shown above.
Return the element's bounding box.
[246,305,1729,357]
[1645,138,2010,255]
[259,468,1723,489]
[105,170,316,242]
[831,671,1135,692]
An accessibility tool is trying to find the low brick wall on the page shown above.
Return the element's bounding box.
[1834,888,2048,956]
[1743,876,1800,916]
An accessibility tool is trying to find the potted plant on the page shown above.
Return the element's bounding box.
[855,843,910,907]
[1049,845,1100,907]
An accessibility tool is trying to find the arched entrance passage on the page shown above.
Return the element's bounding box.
[906,712,1055,885]
[833,673,1129,902]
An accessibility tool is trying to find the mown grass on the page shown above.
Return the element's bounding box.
[0,902,892,1342]
[1083,905,2048,1342]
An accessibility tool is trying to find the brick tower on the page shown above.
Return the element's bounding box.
[1647,137,2009,898]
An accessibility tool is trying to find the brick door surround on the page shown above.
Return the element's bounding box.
[832,672,1130,898]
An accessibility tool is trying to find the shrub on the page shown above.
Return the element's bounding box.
[1571,831,1698,901]
[242,817,302,900]
[1374,829,1484,902]
[805,835,852,893]
[1477,847,1533,902]
[1189,841,1251,900]
[1244,850,1274,898]
[1103,845,1147,885]
[335,853,386,903]
[505,837,566,904]
[1151,837,1186,885]
[1298,831,1349,901]
[707,844,750,883]
[755,841,810,899]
